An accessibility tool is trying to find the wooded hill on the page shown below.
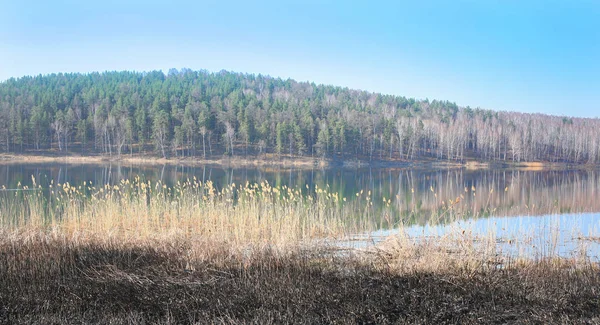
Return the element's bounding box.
[0,69,598,163]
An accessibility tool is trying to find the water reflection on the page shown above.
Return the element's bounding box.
[362,212,600,261]
[1,164,599,222]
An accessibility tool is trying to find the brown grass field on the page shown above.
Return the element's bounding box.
[0,178,599,324]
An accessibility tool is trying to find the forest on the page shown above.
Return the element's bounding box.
[0,68,598,163]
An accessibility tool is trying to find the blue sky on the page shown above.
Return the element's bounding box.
[1,0,598,117]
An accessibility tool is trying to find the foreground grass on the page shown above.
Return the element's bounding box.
[2,179,600,323]
[1,232,599,324]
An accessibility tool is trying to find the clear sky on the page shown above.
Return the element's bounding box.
[1,0,598,117]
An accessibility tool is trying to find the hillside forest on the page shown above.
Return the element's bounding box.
[0,69,597,163]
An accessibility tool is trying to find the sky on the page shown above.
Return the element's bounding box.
[0,0,598,118]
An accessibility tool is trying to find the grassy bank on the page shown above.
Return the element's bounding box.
[4,151,589,171]
[0,152,465,170]
[1,179,600,323]
[1,233,599,324]
[0,153,324,169]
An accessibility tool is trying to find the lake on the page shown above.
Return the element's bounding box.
[1,163,599,259]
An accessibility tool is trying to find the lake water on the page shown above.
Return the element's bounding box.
[1,163,599,259]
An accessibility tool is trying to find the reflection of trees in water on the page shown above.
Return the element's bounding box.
[1,164,599,224]
[378,169,600,225]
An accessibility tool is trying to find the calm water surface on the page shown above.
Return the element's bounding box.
[1,163,599,258]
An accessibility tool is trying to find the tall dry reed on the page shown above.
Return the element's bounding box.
[0,177,381,247]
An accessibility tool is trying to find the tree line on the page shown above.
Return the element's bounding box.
[0,68,598,163]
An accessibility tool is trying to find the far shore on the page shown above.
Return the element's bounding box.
[0,152,594,170]
[0,153,324,169]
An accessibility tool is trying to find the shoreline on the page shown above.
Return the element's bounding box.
[0,153,595,170]
[1,234,599,324]
[0,153,324,169]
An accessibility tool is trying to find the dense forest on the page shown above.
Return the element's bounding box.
[0,69,598,163]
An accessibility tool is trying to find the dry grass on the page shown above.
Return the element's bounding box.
[464,161,490,169]
[1,177,600,323]
[0,153,324,169]
[0,232,599,324]
[0,177,373,247]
